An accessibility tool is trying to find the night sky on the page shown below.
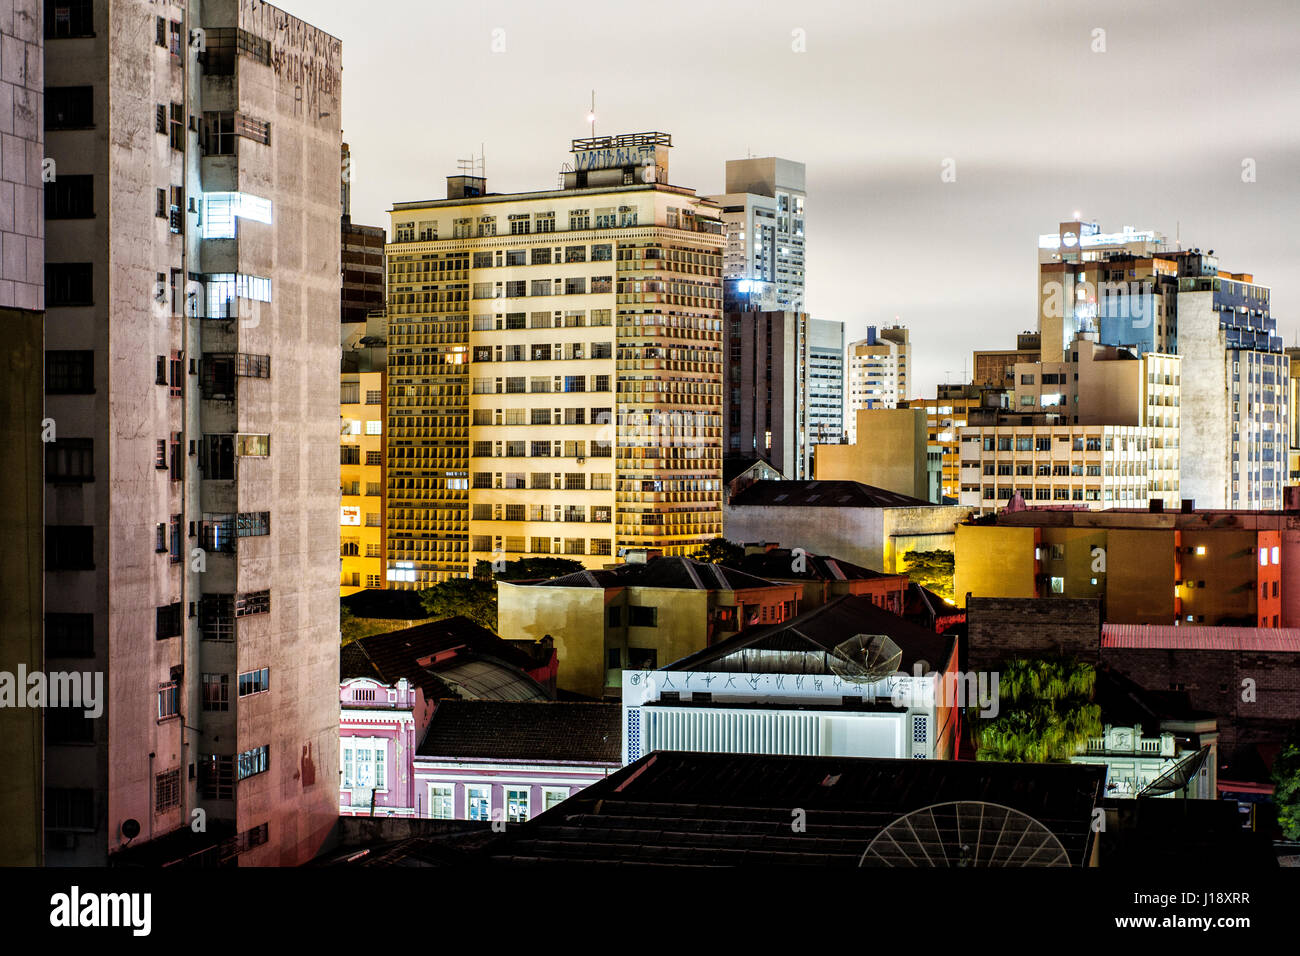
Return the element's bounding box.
[289,0,1300,396]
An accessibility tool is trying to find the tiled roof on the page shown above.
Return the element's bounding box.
[532,555,785,592]
[418,700,622,763]
[664,594,955,673]
[1102,624,1300,652]
[729,479,932,509]
[482,751,1106,866]
[735,549,894,581]
[342,616,551,701]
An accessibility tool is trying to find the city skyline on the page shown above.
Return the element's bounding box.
[290,0,1300,397]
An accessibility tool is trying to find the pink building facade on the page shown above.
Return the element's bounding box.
[339,677,432,817]
[411,759,615,823]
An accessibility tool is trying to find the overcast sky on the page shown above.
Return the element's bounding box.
[286,0,1300,396]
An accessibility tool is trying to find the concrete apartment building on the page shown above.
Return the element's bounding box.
[42,0,341,865]
[955,505,1293,627]
[973,332,1040,388]
[384,132,725,588]
[901,383,991,502]
[0,0,43,866]
[708,156,805,312]
[807,317,845,445]
[845,325,909,443]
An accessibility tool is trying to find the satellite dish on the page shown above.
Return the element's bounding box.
[121,818,141,840]
[828,634,903,683]
[1136,745,1210,798]
[861,801,1072,868]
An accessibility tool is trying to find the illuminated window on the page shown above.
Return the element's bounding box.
[201,191,272,238]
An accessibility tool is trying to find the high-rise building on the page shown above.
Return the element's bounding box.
[340,142,385,327]
[806,318,845,446]
[723,278,808,478]
[384,133,725,588]
[0,0,44,866]
[845,325,909,442]
[42,0,341,865]
[709,157,806,311]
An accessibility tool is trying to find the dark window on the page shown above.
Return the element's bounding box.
[607,648,621,668]
[202,111,236,155]
[236,590,270,617]
[45,86,94,129]
[607,606,621,627]
[627,647,658,669]
[200,595,235,641]
[628,606,657,628]
[45,263,93,306]
[199,754,233,800]
[46,613,94,657]
[46,437,93,482]
[46,350,94,393]
[202,434,235,479]
[156,602,183,640]
[45,174,95,219]
[237,745,269,780]
[202,673,230,712]
[155,769,181,811]
[46,706,94,744]
[169,103,184,150]
[45,788,95,830]
[46,526,93,570]
[45,0,94,39]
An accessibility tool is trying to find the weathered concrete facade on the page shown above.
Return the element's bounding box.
[43,0,340,866]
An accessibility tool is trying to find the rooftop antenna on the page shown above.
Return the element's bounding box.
[1136,745,1211,799]
[861,801,1072,867]
[586,90,596,138]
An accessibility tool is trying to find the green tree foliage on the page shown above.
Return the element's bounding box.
[692,537,745,565]
[974,657,1102,762]
[417,557,587,633]
[901,549,955,603]
[419,577,497,631]
[1272,722,1300,840]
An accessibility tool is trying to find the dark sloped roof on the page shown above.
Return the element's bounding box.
[664,594,954,674]
[735,549,894,581]
[1095,664,1216,726]
[531,555,784,592]
[481,751,1106,866]
[723,456,781,483]
[342,617,550,702]
[730,479,931,509]
[418,700,622,763]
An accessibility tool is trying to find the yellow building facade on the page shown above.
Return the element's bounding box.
[813,407,929,499]
[385,135,725,587]
[341,369,386,594]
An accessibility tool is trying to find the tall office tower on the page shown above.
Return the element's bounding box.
[385,133,725,588]
[806,318,845,445]
[340,142,385,328]
[845,325,909,443]
[723,279,809,478]
[708,157,805,311]
[0,0,44,866]
[42,0,341,865]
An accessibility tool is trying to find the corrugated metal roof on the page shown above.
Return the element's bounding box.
[1102,624,1300,652]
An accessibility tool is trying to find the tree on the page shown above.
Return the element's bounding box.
[974,657,1102,762]
[419,577,497,631]
[1273,721,1300,840]
[901,549,955,604]
[692,537,744,565]
[473,557,584,582]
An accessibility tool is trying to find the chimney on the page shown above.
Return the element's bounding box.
[1285,486,1300,511]
[1148,499,1164,513]
[1180,499,1195,514]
